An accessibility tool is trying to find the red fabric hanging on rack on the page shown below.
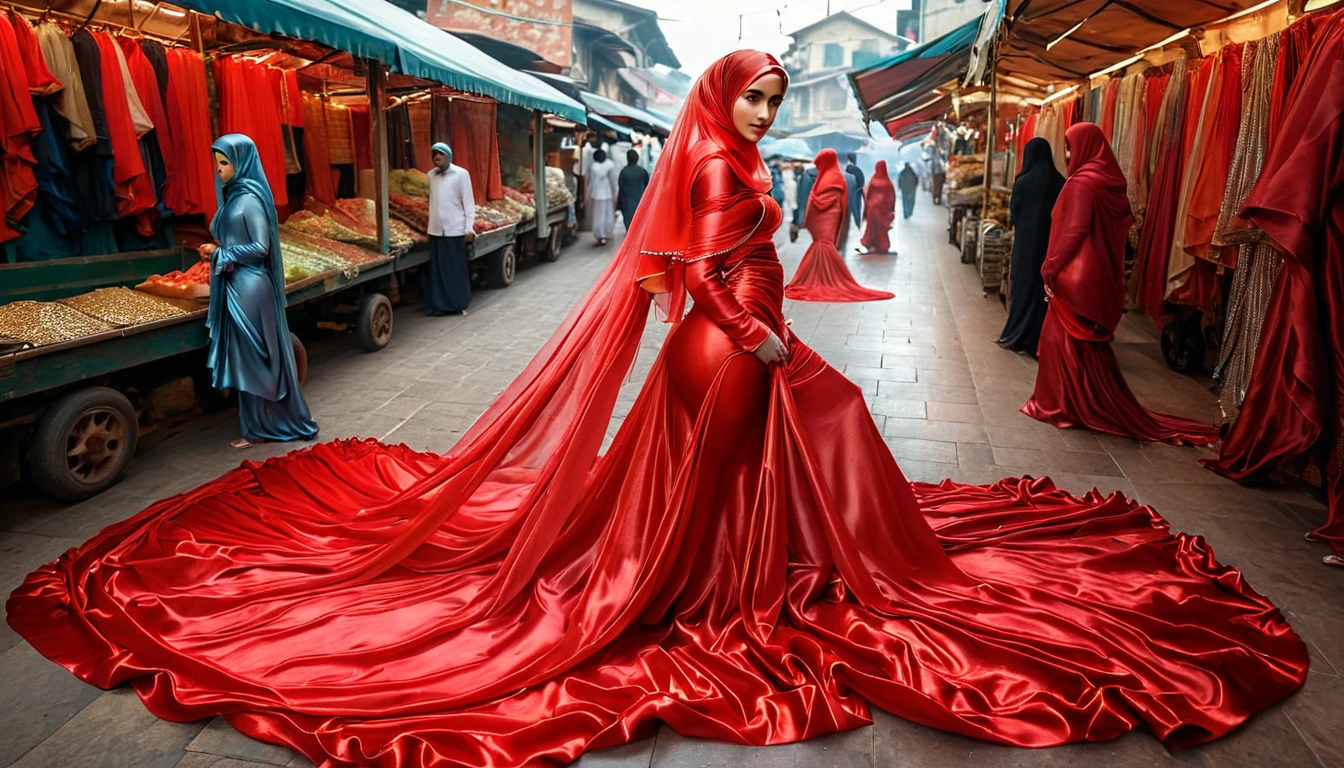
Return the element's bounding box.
[162,49,216,219]
[8,10,60,97]
[119,38,175,204]
[1183,44,1243,264]
[1099,79,1119,140]
[0,14,41,240]
[1130,68,1186,321]
[301,94,336,205]
[448,98,504,203]
[350,104,373,171]
[1205,9,1344,556]
[213,56,288,208]
[92,32,155,222]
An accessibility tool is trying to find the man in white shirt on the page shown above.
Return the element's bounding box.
[577,134,608,232]
[425,142,475,316]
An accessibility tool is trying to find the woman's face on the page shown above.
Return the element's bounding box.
[733,73,785,144]
[215,151,234,184]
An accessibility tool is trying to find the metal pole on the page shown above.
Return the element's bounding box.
[533,111,549,245]
[983,47,998,214]
[366,61,391,255]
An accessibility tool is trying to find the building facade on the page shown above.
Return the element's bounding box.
[780,12,906,131]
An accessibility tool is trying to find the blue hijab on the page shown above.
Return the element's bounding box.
[208,133,300,390]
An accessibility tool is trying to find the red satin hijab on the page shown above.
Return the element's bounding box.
[811,148,845,198]
[636,50,787,320]
[1065,121,1131,221]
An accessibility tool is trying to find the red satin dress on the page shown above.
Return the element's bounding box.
[860,163,896,254]
[1024,124,1219,447]
[7,160,1307,767]
[785,151,894,303]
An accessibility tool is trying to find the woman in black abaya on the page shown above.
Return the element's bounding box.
[997,137,1066,355]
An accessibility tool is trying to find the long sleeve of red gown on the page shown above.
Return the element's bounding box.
[682,157,771,353]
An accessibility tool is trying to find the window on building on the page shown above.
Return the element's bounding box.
[825,84,847,112]
[823,43,844,68]
[852,50,881,69]
[797,88,811,117]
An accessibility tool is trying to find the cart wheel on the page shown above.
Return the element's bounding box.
[487,245,517,289]
[356,293,394,352]
[1161,319,1205,373]
[30,387,138,502]
[540,226,562,262]
[290,332,309,385]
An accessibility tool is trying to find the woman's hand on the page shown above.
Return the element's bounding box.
[197,243,217,260]
[753,331,788,366]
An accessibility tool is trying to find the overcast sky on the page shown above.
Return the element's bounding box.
[629,0,914,77]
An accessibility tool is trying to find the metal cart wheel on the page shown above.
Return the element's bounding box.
[30,387,138,502]
[540,225,562,263]
[1161,317,1206,373]
[487,245,517,289]
[355,293,394,352]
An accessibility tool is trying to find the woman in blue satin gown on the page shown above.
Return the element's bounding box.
[199,134,318,448]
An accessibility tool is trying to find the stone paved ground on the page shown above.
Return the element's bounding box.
[3,199,1342,768]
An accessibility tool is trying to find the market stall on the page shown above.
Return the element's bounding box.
[0,0,586,501]
[975,0,1344,550]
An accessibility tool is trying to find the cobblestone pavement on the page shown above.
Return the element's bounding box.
[3,199,1342,768]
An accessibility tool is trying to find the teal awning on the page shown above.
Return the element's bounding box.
[173,0,587,122]
[580,92,675,135]
[848,7,1000,123]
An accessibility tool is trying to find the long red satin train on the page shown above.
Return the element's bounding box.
[7,52,1305,768]
[784,149,894,303]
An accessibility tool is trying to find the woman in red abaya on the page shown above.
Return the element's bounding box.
[1023,123,1219,446]
[8,53,1306,768]
[784,149,894,302]
[859,160,896,254]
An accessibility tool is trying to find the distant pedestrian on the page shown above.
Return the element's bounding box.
[846,152,865,229]
[617,149,649,232]
[425,141,475,316]
[781,163,797,229]
[586,148,618,245]
[790,162,818,243]
[898,162,919,219]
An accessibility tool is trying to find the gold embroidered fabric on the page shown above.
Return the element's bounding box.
[1213,32,1279,248]
[1214,241,1280,421]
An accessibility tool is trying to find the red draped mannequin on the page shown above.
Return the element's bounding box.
[860,160,896,254]
[1205,10,1344,562]
[1023,123,1218,445]
[8,54,1306,768]
[784,149,894,302]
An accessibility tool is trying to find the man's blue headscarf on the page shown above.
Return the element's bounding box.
[208,133,301,390]
[431,141,452,171]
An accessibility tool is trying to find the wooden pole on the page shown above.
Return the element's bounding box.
[533,111,549,245]
[367,61,391,255]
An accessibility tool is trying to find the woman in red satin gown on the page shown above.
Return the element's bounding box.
[860,160,896,254]
[8,54,1306,768]
[784,149,895,302]
[1022,123,1219,446]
